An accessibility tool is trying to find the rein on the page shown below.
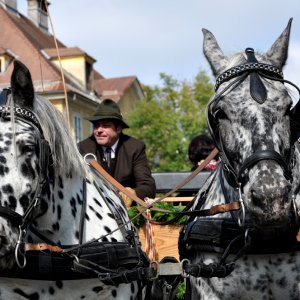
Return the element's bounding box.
[88,148,241,224]
[90,147,219,209]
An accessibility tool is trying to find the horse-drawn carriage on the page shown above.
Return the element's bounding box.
[0,18,299,300]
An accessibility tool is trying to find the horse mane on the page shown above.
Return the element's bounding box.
[33,95,88,177]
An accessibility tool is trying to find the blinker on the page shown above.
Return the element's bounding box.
[0,88,11,106]
[245,48,267,104]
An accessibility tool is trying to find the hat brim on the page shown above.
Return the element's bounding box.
[84,116,129,128]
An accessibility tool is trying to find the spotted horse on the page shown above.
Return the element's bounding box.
[179,19,300,299]
[0,60,159,299]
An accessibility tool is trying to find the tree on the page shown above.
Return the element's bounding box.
[126,70,214,171]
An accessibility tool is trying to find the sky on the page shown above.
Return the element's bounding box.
[18,0,300,93]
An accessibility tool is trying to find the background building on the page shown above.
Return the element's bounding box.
[0,0,144,141]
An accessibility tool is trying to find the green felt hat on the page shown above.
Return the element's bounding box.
[85,99,129,128]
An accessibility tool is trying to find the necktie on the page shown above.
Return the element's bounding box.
[105,147,112,168]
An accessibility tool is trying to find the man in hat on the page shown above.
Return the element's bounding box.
[77,99,156,206]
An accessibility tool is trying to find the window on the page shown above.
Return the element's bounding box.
[0,53,14,73]
[85,61,93,90]
[89,122,94,134]
[73,113,83,143]
[0,57,4,73]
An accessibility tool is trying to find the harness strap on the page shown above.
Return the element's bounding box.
[184,262,235,278]
[208,202,240,215]
[25,243,63,252]
[4,241,153,283]
[89,148,219,210]
[245,48,267,103]
[237,149,292,183]
[72,258,156,285]
[77,179,87,257]
[0,207,22,225]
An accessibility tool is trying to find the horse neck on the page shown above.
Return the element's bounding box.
[34,170,129,246]
[34,172,85,244]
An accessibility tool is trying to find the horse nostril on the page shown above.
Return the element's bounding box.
[250,183,291,211]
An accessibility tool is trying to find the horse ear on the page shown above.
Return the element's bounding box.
[265,18,292,69]
[202,28,228,77]
[11,60,34,109]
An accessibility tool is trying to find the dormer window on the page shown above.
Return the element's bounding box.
[86,61,93,91]
[43,47,96,91]
[0,48,14,73]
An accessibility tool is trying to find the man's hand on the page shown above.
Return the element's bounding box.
[119,187,136,207]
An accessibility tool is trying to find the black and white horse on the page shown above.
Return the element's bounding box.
[179,19,300,299]
[0,60,150,299]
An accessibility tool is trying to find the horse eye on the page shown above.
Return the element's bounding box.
[22,145,35,155]
[214,109,228,120]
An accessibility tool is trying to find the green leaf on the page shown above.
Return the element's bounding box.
[127,202,187,228]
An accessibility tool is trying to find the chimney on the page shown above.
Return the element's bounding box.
[0,0,18,13]
[27,0,49,32]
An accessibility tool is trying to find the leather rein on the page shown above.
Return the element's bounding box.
[88,148,241,225]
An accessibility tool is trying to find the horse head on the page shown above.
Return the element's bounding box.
[203,19,299,228]
[0,60,52,269]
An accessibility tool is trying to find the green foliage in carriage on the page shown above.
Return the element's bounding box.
[127,201,187,228]
[126,70,214,171]
[176,282,186,300]
[127,206,145,228]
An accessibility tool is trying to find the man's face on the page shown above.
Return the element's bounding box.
[93,119,122,146]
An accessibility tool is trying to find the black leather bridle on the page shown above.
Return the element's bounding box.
[0,88,51,267]
[207,48,300,188]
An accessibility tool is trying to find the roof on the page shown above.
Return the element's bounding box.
[0,6,137,103]
[43,47,96,63]
[94,76,138,102]
[0,7,73,90]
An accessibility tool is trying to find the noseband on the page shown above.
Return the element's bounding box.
[0,88,51,267]
[208,48,300,188]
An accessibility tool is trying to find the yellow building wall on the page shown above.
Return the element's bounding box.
[48,98,97,140]
[50,99,64,113]
[52,57,86,88]
[0,54,13,72]
[69,101,96,139]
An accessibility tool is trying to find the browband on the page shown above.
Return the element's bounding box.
[0,105,41,131]
[215,61,283,92]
